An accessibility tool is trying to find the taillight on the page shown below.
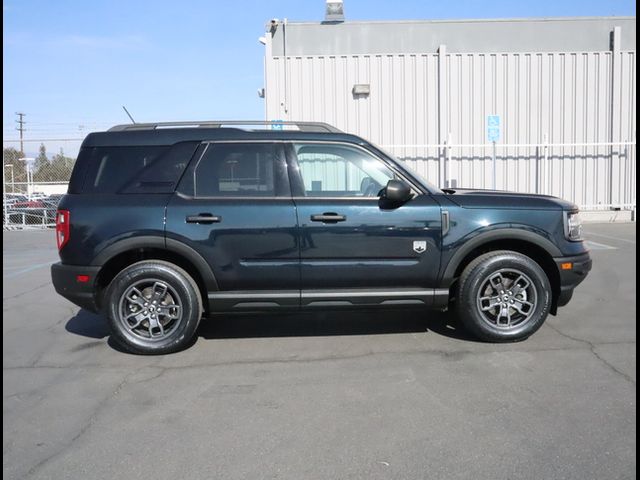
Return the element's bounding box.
[56,209,70,250]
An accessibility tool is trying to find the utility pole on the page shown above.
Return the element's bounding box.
[15,112,26,154]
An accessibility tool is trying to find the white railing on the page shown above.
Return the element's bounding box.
[382,140,636,212]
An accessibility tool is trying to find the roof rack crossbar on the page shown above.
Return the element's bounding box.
[108,120,342,133]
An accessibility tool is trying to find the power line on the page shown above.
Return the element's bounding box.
[15,112,26,154]
[3,138,84,143]
[18,121,118,126]
[4,128,93,133]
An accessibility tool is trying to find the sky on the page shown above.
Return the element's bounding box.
[2,0,636,155]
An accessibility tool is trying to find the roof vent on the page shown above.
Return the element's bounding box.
[325,0,345,23]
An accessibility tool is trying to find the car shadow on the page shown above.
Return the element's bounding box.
[65,307,480,349]
[65,309,110,338]
[198,308,479,342]
[64,309,129,352]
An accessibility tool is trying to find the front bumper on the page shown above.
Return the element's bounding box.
[51,263,101,312]
[554,252,593,307]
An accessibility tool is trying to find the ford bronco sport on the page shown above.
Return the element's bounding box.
[51,121,592,354]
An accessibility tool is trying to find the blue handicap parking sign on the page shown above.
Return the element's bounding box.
[487,127,500,142]
[271,120,284,130]
[487,115,501,142]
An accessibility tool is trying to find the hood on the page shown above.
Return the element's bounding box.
[443,188,577,211]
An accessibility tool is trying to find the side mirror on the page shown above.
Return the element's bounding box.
[382,179,412,203]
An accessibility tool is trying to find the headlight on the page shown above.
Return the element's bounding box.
[564,211,583,241]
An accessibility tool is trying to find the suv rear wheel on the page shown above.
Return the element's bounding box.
[455,251,551,342]
[106,260,203,354]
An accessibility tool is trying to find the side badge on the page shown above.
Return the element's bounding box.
[413,241,427,254]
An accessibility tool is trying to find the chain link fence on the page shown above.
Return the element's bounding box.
[3,139,82,229]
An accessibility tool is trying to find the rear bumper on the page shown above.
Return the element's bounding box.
[51,263,101,313]
[554,252,593,307]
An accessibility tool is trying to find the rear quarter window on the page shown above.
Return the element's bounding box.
[82,146,167,193]
[72,142,198,194]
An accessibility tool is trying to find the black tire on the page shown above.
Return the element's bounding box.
[105,260,203,354]
[455,250,551,342]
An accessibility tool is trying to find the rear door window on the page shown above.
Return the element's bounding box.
[186,143,289,197]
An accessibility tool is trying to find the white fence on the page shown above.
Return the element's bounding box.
[384,140,636,211]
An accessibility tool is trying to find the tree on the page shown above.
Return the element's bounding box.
[35,143,48,169]
[49,148,75,182]
[3,147,29,192]
[33,144,54,182]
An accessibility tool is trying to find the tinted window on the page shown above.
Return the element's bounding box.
[121,142,199,194]
[68,148,91,194]
[293,143,395,197]
[194,143,282,197]
[81,146,169,193]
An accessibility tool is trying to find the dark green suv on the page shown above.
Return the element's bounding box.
[51,121,592,354]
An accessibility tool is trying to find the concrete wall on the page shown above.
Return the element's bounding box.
[263,17,636,210]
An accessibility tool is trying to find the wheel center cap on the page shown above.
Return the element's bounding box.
[503,295,509,301]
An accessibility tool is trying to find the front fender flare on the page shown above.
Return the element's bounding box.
[440,228,562,286]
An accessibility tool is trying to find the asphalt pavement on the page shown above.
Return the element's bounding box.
[3,224,636,480]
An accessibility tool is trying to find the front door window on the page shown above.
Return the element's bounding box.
[293,143,395,198]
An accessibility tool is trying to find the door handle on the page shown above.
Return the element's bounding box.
[186,214,222,224]
[310,213,346,223]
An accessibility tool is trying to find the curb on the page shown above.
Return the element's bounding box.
[581,209,636,223]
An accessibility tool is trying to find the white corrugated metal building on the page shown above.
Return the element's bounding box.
[262,15,636,214]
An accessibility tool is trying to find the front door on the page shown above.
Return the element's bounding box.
[166,141,299,310]
[287,142,442,307]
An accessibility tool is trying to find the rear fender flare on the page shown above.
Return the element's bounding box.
[92,235,218,291]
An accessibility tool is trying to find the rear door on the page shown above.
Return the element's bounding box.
[287,141,443,307]
[166,141,299,310]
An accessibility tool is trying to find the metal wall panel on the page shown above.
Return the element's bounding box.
[271,18,637,55]
[265,49,636,210]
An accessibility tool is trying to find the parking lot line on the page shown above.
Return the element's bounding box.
[585,240,617,250]
[586,231,636,245]
[3,260,56,279]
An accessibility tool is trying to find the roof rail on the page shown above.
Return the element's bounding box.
[108,120,343,133]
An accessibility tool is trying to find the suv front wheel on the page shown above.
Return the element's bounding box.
[106,260,203,354]
[455,251,551,342]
